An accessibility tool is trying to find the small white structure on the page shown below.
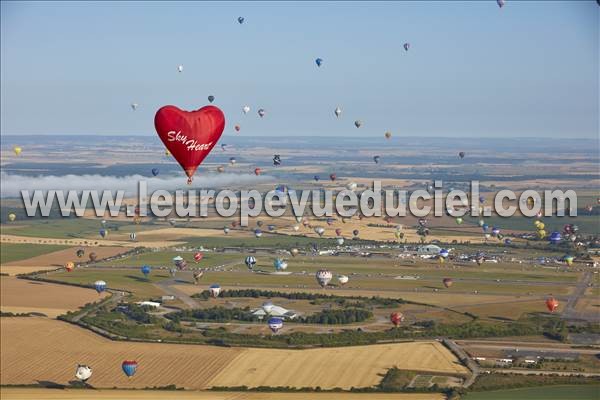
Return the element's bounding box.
[416,245,442,255]
[136,301,161,308]
[161,295,175,301]
[252,304,298,320]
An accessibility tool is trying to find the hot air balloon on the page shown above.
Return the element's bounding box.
[442,278,453,288]
[254,228,263,238]
[335,228,342,236]
[75,365,92,382]
[274,258,288,271]
[245,256,257,270]
[252,167,261,176]
[403,42,410,51]
[94,280,107,294]
[352,229,359,237]
[234,124,240,132]
[7,213,16,222]
[373,155,380,164]
[193,270,204,284]
[99,229,107,238]
[384,131,392,139]
[208,95,215,103]
[459,152,465,159]
[131,103,138,111]
[257,220,264,227]
[262,301,274,314]
[564,255,574,266]
[292,224,300,232]
[546,297,559,313]
[151,168,159,176]
[193,252,203,263]
[273,154,281,166]
[504,238,512,245]
[65,262,75,272]
[316,269,333,287]
[268,317,283,333]
[267,224,276,232]
[390,312,404,327]
[336,237,345,245]
[346,181,357,191]
[439,249,449,259]
[258,108,266,118]
[329,173,336,181]
[13,146,22,156]
[497,0,505,8]
[315,58,323,67]
[326,217,334,226]
[217,165,225,173]
[491,227,500,237]
[209,284,221,298]
[169,268,177,277]
[76,249,85,258]
[89,252,97,262]
[290,248,299,257]
[354,120,362,128]
[337,274,349,286]
[129,232,136,241]
[334,107,342,117]
[229,157,237,165]
[155,105,225,184]
[122,361,138,378]
[314,175,320,181]
[455,217,463,225]
[141,265,151,278]
[476,254,485,266]
[549,231,562,244]
[238,16,244,24]
[314,227,325,237]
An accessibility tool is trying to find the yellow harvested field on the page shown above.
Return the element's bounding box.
[0,276,108,318]
[0,388,444,400]
[210,342,467,389]
[1,244,128,270]
[1,318,466,390]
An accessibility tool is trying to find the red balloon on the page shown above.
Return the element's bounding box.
[335,228,342,236]
[390,312,404,327]
[234,125,241,132]
[329,173,336,181]
[194,252,203,262]
[254,168,261,176]
[546,297,559,313]
[155,105,225,183]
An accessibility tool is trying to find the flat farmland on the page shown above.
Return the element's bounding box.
[1,318,466,390]
[0,276,108,318]
[0,389,444,400]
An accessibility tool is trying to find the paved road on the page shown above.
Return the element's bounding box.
[456,340,600,356]
[562,271,597,321]
[443,339,480,388]
[487,369,600,377]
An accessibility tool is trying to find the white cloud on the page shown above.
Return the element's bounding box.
[0,172,275,198]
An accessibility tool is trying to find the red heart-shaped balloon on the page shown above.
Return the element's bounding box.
[155,105,225,182]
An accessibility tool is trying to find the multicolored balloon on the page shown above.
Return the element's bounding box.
[122,360,138,378]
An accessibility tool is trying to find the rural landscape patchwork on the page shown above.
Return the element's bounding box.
[1,1,599,400]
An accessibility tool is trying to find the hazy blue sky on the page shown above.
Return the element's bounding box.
[1,1,598,138]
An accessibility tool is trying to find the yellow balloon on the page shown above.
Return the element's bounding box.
[537,229,546,239]
[537,222,545,230]
[13,146,22,156]
[8,213,16,222]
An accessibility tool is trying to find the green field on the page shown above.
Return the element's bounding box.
[1,218,126,239]
[0,243,71,264]
[465,384,600,400]
[466,214,599,235]
[95,251,242,267]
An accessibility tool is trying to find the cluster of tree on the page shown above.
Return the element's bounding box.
[298,308,372,324]
[120,304,159,324]
[165,307,258,323]
[192,289,412,308]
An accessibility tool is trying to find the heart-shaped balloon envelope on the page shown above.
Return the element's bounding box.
[155,105,225,182]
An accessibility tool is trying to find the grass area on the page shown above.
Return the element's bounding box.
[466,214,599,235]
[95,251,242,268]
[0,218,126,239]
[0,243,70,264]
[464,384,600,400]
[49,268,168,298]
[183,233,339,249]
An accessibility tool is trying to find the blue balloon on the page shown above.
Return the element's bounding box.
[122,361,138,377]
[315,58,323,67]
[94,280,107,293]
[314,175,320,181]
[151,168,159,176]
[268,225,276,231]
[268,317,283,333]
[439,249,449,258]
[549,231,562,245]
[99,229,107,238]
[504,238,512,245]
[141,265,151,277]
[238,16,244,24]
[482,224,489,232]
